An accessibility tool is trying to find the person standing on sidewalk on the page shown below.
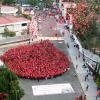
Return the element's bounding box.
[66,43,69,48]
[84,74,88,81]
[86,84,89,91]
[78,51,80,58]
[85,76,87,81]
[83,95,87,100]
[76,64,78,69]
[76,96,79,100]
[76,56,77,60]
[82,51,85,62]
[79,94,83,100]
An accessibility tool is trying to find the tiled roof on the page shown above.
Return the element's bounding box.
[0,16,30,26]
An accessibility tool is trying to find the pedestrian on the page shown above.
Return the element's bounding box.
[76,96,79,100]
[62,32,65,36]
[85,74,88,81]
[77,44,79,50]
[86,74,88,77]
[37,79,39,82]
[85,76,87,81]
[66,43,69,48]
[86,84,89,91]
[76,56,77,60]
[96,95,97,100]
[83,95,86,100]
[93,75,96,81]
[29,40,30,44]
[76,64,78,69]
[83,58,85,62]
[79,94,83,100]
[78,52,80,58]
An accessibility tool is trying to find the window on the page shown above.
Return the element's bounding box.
[22,23,27,26]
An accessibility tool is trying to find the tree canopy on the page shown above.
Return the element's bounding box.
[28,0,53,8]
[67,1,95,35]
[0,68,24,100]
[2,0,16,5]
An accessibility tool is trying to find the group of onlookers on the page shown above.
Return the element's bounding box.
[1,40,70,79]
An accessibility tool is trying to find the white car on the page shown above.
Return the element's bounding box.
[34,6,39,10]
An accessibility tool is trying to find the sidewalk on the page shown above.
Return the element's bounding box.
[63,32,97,100]
[83,48,100,63]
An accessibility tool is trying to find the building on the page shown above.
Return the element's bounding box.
[0,16,30,36]
[21,4,33,14]
[1,6,18,16]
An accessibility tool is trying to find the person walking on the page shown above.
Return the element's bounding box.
[76,56,77,60]
[66,43,69,48]
[78,52,80,58]
[86,84,89,91]
[79,94,83,100]
[76,96,79,100]
[85,76,87,81]
[85,74,88,81]
[82,51,85,62]
[76,64,78,69]
[83,95,86,100]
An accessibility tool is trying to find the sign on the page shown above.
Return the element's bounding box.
[32,83,74,96]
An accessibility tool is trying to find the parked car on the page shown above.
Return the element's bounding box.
[97,86,100,91]
[34,6,39,10]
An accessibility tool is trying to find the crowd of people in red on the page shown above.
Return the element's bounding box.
[1,40,70,79]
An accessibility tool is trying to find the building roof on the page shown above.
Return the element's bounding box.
[0,16,30,26]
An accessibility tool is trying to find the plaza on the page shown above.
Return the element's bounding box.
[0,0,100,100]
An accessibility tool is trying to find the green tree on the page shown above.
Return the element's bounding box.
[0,0,3,14]
[96,76,100,87]
[28,0,37,6]
[28,0,53,8]
[44,0,54,8]
[2,27,16,37]
[0,68,24,100]
[2,0,16,5]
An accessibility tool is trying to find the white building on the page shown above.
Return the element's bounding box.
[1,6,18,16]
[0,16,30,36]
[21,4,33,14]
